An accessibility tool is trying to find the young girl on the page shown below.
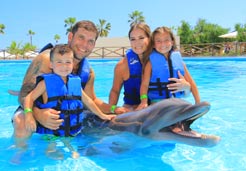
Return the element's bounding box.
[137,26,200,110]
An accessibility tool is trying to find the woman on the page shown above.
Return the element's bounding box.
[108,23,152,112]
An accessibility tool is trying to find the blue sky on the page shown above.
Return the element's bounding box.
[0,0,245,49]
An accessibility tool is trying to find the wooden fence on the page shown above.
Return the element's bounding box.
[89,46,130,58]
[180,42,246,57]
[89,42,246,57]
[1,42,246,59]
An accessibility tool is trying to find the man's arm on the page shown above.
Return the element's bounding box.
[18,51,51,106]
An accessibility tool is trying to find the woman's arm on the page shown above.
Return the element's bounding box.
[136,61,151,110]
[109,59,125,105]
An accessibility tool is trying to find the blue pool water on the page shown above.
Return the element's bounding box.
[0,57,246,171]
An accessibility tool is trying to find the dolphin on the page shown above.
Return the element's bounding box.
[99,98,220,148]
[9,89,220,147]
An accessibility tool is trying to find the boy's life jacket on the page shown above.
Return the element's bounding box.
[35,73,85,137]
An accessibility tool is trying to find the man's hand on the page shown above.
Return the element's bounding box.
[33,107,63,130]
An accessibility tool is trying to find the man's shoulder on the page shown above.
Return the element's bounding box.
[29,50,51,75]
[32,49,50,63]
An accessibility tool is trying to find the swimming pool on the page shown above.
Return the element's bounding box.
[0,57,246,171]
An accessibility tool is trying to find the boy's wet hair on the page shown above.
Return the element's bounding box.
[50,44,73,61]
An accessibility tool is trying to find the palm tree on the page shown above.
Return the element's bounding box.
[54,34,61,44]
[0,23,5,34]
[7,41,21,59]
[20,43,37,59]
[27,29,35,46]
[64,17,76,35]
[97,19,111,37]
[128,10,145,26]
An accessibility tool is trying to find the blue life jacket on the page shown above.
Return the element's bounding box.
[35,73,85,137]
[123,49,142,105]
[78,58,90,89]
[39,43,90,89]
[148,50,185,101]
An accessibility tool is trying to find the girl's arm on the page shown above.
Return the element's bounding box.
[183,64,201,104]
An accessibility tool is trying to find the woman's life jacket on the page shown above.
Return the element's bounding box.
[123,49,142,105]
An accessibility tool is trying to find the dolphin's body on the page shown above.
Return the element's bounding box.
[85,98,220,148]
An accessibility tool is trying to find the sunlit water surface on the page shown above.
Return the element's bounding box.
[0,57,245,171]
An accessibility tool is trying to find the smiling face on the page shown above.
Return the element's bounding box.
[152,27,176,57]
[50,45,74,78]
[129,28,150,58]
[153,31,173,57]
[68,27,96,61]
[128,23,151,60]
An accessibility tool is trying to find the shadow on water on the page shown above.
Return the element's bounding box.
[0,129,176,171]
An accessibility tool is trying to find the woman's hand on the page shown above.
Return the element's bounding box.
[100,114,116,120]
[135,101,148,111]
[114,106,130,114]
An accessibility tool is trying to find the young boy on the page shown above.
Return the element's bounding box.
[24,44,115,134]
[23,44,115,159]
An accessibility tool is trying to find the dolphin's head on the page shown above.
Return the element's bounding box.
[110,98,220,148]
[144,105,221,147]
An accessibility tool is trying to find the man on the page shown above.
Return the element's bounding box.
[13,20,125,141]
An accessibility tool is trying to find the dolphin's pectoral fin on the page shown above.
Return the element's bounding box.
[109,119,142,134]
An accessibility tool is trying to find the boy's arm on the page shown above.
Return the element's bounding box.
[24,80,46,132]
[81,89,115,120]
[84,68,126,114]
[24,80,46,110]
